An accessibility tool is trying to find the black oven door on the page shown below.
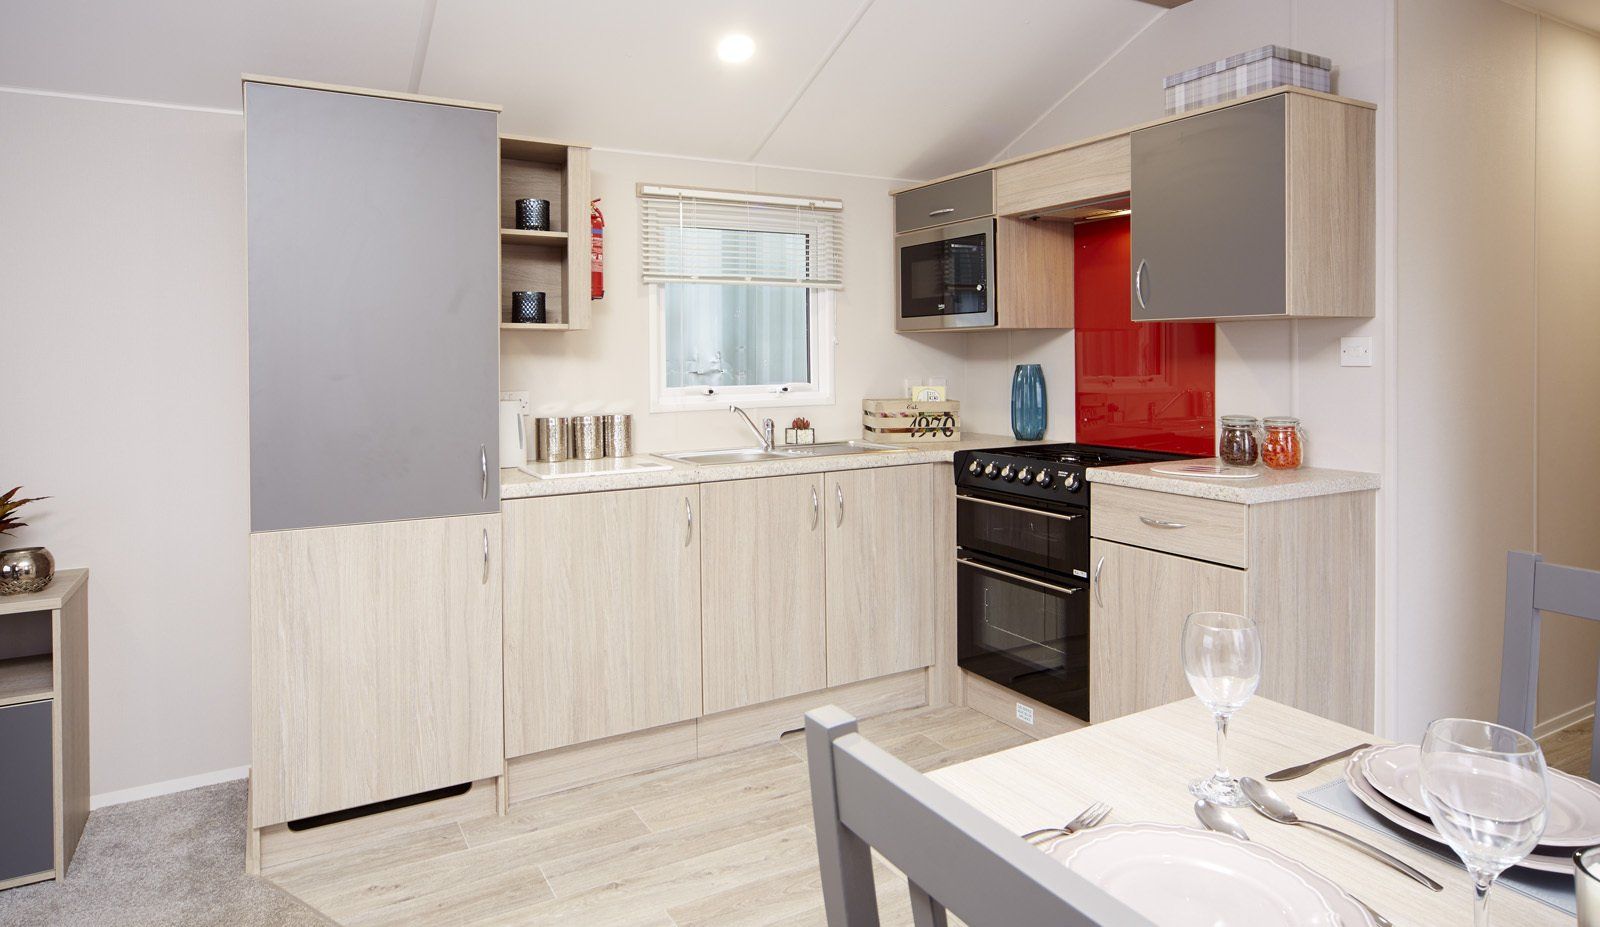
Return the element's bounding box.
[956,491,1088,579]
[956,555,1089,721]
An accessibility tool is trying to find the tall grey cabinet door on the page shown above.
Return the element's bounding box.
[246,83,499,532]
[1130,95,1287,320]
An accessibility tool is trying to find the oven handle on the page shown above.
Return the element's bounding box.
[958,557,1079,596]
[957,493,1082,521]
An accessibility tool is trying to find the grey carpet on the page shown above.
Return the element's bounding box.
[0,780,334,927]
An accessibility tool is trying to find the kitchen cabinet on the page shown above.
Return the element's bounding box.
[249,514,504,827]
[700,474,827,714]
[824,465,946,686]
[894,170,993,233]
[993,135,1130,217]
[502,486,702,756]
[1130,91,1374,320]
[1087,481,1375,728]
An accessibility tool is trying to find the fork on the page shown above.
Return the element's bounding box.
[1021,801,1112,843]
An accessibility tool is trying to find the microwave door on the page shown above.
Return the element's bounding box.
[897,217,996,330]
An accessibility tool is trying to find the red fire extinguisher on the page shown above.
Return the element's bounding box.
[590,198,605,300]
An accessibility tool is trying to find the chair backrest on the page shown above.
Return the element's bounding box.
[804,705,1155,927]
[1497,550,1600,779]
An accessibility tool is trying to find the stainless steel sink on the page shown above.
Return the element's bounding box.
[660,441,907,466]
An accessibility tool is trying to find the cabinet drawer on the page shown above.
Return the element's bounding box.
[894,171,993,233]
[994,135,1130,216]
[1090,484,1248,568]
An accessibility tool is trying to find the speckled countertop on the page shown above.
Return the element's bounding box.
[500,433,1027,499]
[1087,458,1380,504]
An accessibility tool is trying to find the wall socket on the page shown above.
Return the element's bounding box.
[1339,337,1374,367]
[499,391,530,412]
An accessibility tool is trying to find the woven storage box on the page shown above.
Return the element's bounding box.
[1164,45,1332,115]
[862,399,961,445]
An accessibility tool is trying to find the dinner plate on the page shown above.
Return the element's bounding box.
[1046,822,1375,926]
[1361,743,1600,848]
[1343,752,1574,874]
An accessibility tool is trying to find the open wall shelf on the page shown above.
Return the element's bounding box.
[499,133,591,331]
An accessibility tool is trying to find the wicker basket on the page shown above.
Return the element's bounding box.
[861,399,961,445]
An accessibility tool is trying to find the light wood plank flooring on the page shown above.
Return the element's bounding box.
[1541,716,1594,777]
[263,706,1029,927]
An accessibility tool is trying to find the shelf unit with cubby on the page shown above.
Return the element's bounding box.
[499,133,591,331]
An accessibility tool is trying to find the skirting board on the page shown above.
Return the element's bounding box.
[1535,700,1596,740]
[91,764,250,810]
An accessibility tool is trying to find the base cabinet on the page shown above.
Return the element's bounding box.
[503,486,702,756]
[0,701,53,884]
[249,514,504,828]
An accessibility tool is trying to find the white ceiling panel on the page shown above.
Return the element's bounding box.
[0,0,429,110]
[420,0,867,161]
[753,0,1160,179]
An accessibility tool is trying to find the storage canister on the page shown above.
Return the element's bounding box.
[535,416,571,462]
[573,415,605,461]
[1217,415,1260,467]
[603,413,633,458]
[1261,416,1304,470]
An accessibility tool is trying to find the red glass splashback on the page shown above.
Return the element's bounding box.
[1074,217,1216,455]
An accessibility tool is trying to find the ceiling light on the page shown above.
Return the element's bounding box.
[717,33,755,64]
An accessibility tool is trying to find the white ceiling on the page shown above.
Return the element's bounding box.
[0,0,1167,180]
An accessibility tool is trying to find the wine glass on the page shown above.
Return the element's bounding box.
[1182,611,1261,807]
[1420,718,1550,927]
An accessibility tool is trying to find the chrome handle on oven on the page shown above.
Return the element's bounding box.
[1093,556,1105,608]
[811,485,820,531]
[1138,515,1187,529]
[928,207,956,218]
[958,494,1081,521]
[958,557,1078,596]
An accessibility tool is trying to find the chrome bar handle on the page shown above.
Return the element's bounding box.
[835,484,845,527]
[1134,259,1149,311]
[685,497,694,547]
[811,485,820,531]
[480,445,488,499]
[958,558,1079,596]
[1093,556,1105,608]
[928,207,956,218]
[958,493,1081,521]
[481,528,489,584]
[1138,516,1187,529]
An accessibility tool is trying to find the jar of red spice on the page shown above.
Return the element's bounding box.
[1261,417,1304,470]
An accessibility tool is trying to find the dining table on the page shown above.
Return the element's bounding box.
[926,697,1572,926]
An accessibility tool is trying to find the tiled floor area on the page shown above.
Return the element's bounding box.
[264,706,1029,926]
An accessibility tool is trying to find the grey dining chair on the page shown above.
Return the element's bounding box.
[805,705,1155,927]
[1497,550,1600,780]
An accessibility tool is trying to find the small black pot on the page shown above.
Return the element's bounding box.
[511,291,546,324]
[515,198,550,231]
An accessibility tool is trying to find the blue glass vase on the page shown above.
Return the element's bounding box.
[1011,364,1047,440]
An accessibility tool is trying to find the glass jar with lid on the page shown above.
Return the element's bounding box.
[1217,415,1260,467]
[1261,416,1304,470]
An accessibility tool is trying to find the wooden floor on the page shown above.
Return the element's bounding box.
[1541,716,1593,777]
[263,706,1029,927]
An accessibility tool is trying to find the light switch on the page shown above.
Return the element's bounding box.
[500,391,530,411]
[1340,337,1373,367]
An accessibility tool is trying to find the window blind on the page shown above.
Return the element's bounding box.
[639,184,843,289]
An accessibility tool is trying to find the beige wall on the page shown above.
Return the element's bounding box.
[498,150,968,452]
[0,90,252,799]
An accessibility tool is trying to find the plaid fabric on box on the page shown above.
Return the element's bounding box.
[1164,45,1332,114]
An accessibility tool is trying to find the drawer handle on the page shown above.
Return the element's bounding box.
[928,207,956,217]
[1139,516,1187,529]
[685,497,694,547]
[811,485,820,531]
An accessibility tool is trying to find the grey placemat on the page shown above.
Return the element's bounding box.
[1299,778,1576,916]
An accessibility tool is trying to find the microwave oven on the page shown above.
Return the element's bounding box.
[894,216,996,331]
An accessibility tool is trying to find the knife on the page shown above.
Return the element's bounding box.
[1265,743,1372,782]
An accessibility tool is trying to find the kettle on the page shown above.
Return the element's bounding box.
[498,400,527,468]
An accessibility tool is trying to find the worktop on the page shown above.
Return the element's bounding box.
[499,433,1024,499]
[1088,458,1379,504]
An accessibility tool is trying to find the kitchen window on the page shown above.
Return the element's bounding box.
[640,184,842,410]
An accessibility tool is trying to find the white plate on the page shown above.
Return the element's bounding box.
[1149,463,1262,480]
[1343,752,1573,874]
[1361,743,1600,848]
[1046,822,1374,926]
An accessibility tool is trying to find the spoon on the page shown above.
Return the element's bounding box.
[1195,799,1395,927]
[1240,777,1444,891]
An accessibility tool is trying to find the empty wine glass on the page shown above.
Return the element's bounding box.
[1420,718,1550,927]
[1182,611,1261,807]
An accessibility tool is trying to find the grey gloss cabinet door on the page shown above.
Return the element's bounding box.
[246,83,499,532]
[1130,95,1287,320]
[0,700,54,882]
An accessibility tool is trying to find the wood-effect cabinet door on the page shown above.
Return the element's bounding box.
[1089,538,1247,722]
[503,487,702,756]
[824,465,944,686]
[250,514,504,827]
[700,475,827,714]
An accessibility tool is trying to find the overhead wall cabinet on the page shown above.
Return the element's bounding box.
[244,77,505,833]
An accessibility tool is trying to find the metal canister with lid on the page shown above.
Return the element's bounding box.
[535,416,571,462]
[603,413,633,458]
[573,415,605,460]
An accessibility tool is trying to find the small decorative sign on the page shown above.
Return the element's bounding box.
[861,399,961,445]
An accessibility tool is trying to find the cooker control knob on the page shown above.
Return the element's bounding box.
[1064,471,1082,492]
[967,459,982,476]
[1017,467,1034,485]
[1000,465,1016,482]
[983,462,1000,479]
[1036,470,1054,488]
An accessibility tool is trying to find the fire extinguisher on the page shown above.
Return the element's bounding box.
[590,198,605,300]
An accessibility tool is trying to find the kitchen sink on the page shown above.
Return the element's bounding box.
[660,441,907,466]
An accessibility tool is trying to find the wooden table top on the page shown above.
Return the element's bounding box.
[927,698,1569,927]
